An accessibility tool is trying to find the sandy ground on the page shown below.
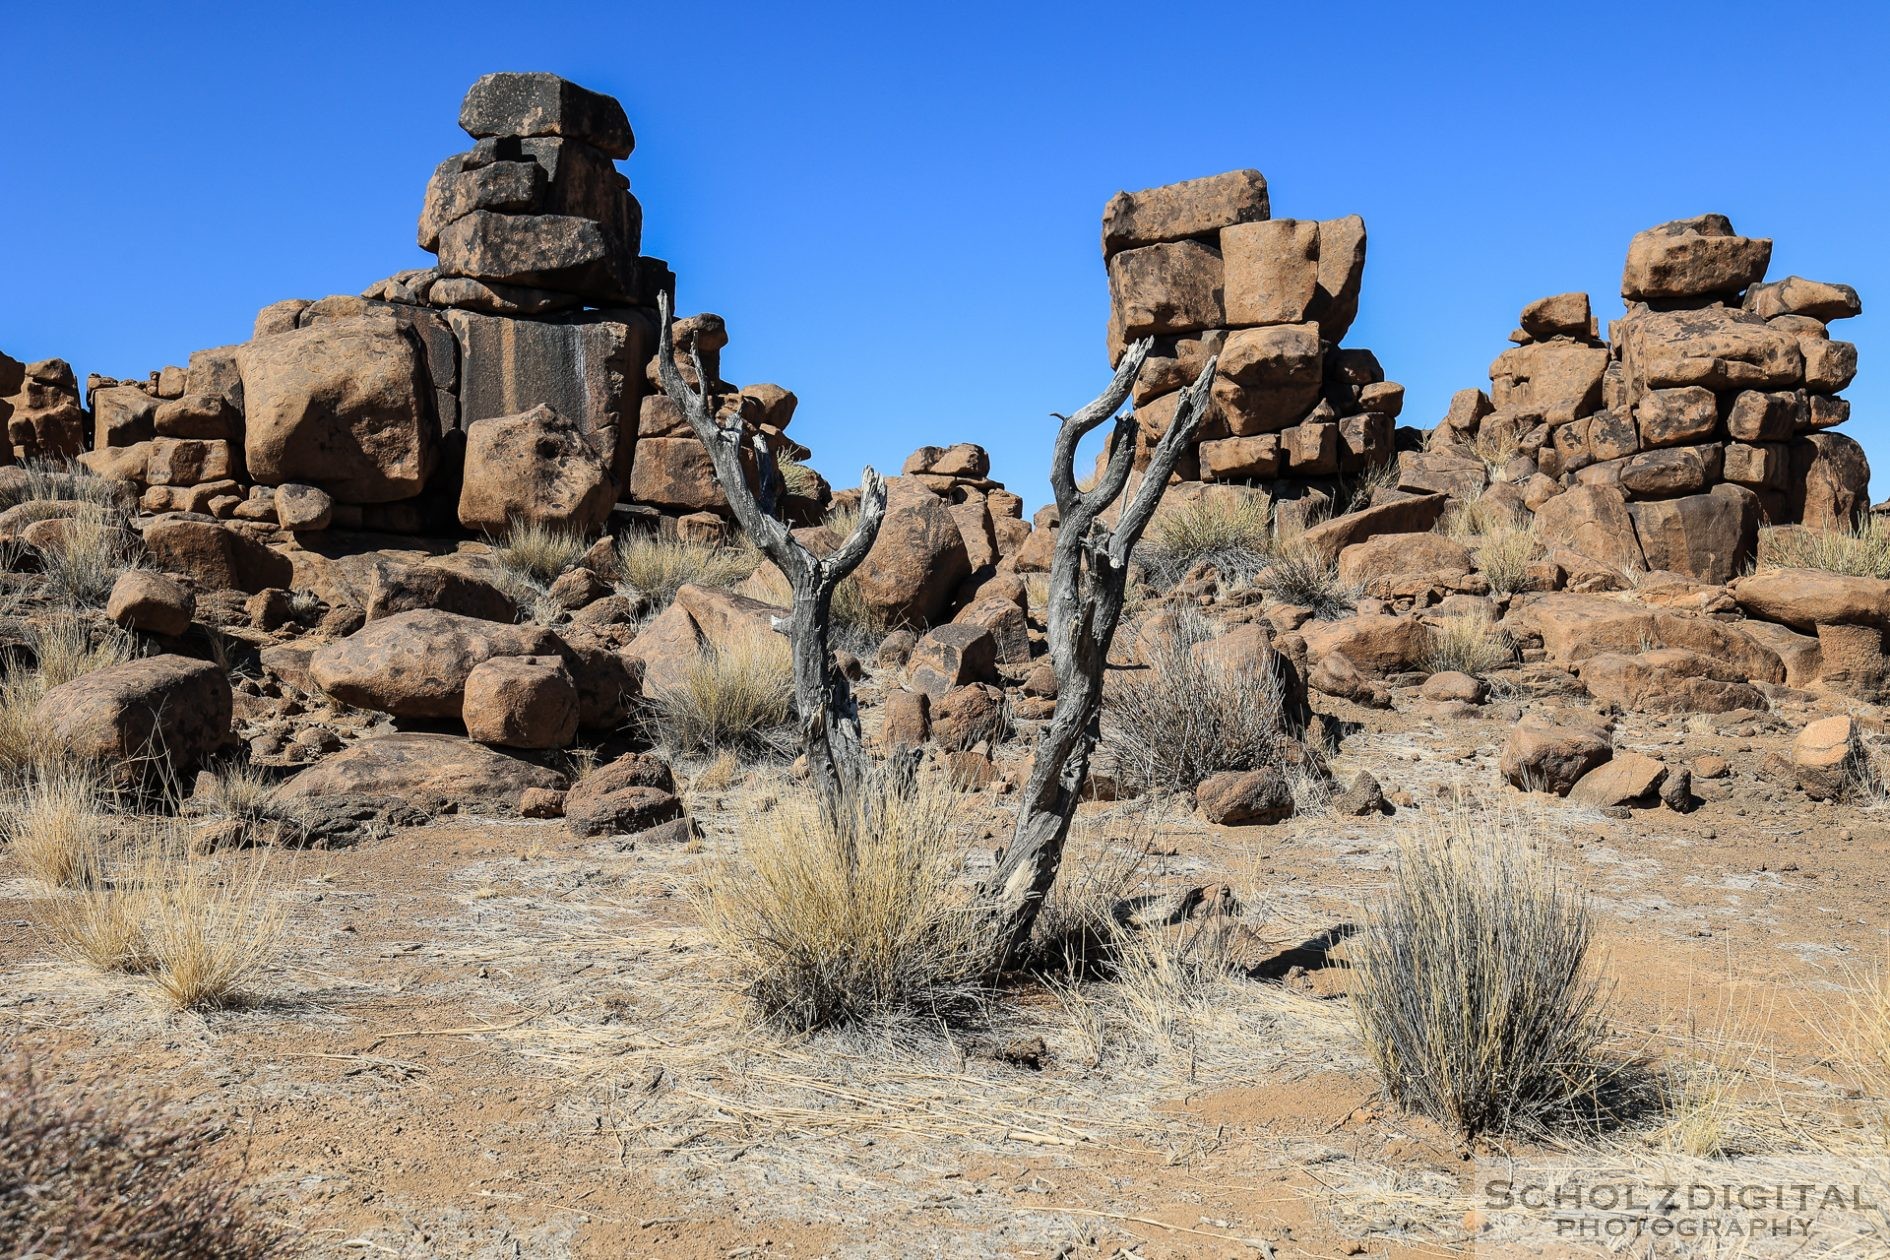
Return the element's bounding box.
[6,680,1890,1259]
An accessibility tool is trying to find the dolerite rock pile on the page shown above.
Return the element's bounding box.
[72,71,824,540]
[0,353,86,462]
[1101,170,1405,520]
[1419,214,1867,583]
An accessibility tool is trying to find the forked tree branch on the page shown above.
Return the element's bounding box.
[656,291,889,809]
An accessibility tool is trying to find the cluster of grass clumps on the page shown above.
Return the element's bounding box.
[0,1057,288,1258]
[1139,494,1274,589]
[1100,610,1292,795]
[614,533,760,608]
[653,627,795,757]
[1349,807,1630,1137]
[1421,610,1515,677]
[0,460,145,609]
[693,770,990,1031]
[5,761,287,1012]
[1438,498,1542,595]
[1759,516,1890,579]
[486,518,590,622]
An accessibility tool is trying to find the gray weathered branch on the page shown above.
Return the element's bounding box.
[656,291,887,808]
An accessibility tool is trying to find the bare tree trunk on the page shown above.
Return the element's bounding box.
[984,340,1217,967]
[654,292,888,808]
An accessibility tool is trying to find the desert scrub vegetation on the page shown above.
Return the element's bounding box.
[652,626,796,756]
[1421,610,1515,677]
[1,763,114,888]
[1256,547,1357,618]
[0,1057,289,1259]
[188,761,313,848]
[490,517,590,585]
[1349,804,1626,1138]
[1758,516,1890,579]
[1099,610,1293,796]
[38,818,287,1011]
[1138,492,1273,588]
[614,532,760,607]
[693,770,989,1031]
[37,501,144,608]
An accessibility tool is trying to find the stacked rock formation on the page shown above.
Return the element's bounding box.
[1,353,86,462]
[1101,170,1404,518]
[1421,215,1867,583]
[73,72,822,540]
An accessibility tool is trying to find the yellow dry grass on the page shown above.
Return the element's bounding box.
[653,626,795,755]
[614,533,759,606]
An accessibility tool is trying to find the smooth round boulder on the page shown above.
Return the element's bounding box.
[565,752,682,836]
[1196,768,1294,825]
[276,483,335,531]
[308,609,561,719]
[106,570,195,637]
[462,655,579,749]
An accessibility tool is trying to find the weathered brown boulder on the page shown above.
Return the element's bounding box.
[1746,275,1862,322]
[365,561,519,623]
[1300,614,1427,676]
[274,731,565,816]
[37,655,231,777]
[1617,306,1800,396]
[463,654,579,749]
[1101,169,1268,256]
[952,596,1031,666]
[1793,716,1858,801]
[1568,750,1668,808]
[239,318,435,503]
[459,403,614,535]
[1107,240,1225,347]
[1489,341,1608,423]
[309,610,560,719]
[275,483,335,531]
[1197,768,1293,825]
[106,570,194,637]
[1620,444,1723,499]
[459,72,634,157]
[1500,718,1612,794]
[143,517,294,593]
[1220,219,1318,326]
[1577,648,1768,714]
[1212,324,1324,434]
[1790,432,1871,531]
[851,477,970,627]
[930,682,1009,752]
[565,752,683,837]
[631,584,784,696]
[1621,215,1772,302]
[1396,449,1488,501]
[1309,215,1368,343]
[1336,534,1472,595]
[1627,486,1758,583]
[1298,494,1447,562]
[1534,484,1644,573]
[906,623,999,699]
[1729,568,1890,631]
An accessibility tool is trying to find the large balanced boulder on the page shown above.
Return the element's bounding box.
[1298,494,1447,562]
[850,476,970,627]
[459,71,635,159]
[458,403,614,535]
[274,732,564,816]
[37,655,231,778]
[309,610,560,719]
[238,318,436,503]
[1729,568,1890,631]
[1620,215,1771,303]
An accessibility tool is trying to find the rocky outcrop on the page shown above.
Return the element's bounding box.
[37,655,232,778]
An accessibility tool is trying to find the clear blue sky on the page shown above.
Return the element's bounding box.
[3,3,1884,513]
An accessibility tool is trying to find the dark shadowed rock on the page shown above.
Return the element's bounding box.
[274,732,566,816]
[38,655,231,779]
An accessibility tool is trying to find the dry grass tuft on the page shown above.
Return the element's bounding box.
[1422,611,1515,677]
[615,533,759,607]
[1140,493,1274,588]
[2,763,113,888]
[0,1056,289,1258]
[191,762,312,847]
[1349,803,1626,1137]
[1473,521,1542,595]
[1438,495,1528,543]
[1100,610,1292,796]
[1258,548,1357,619]
[0,618,138,774]
[692,770,991,1031]
[1470,424,1523,475]
[38,504,143,608]
[143,854,287,1011]
[491,518,591,585]
[1759,517,1890,580]
[653,626,796,756]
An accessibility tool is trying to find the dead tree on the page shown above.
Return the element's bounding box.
[984,339,1217,966]
[655,291,888,809]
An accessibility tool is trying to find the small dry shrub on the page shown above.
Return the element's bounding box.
[491,518,590,585]
[191,763,311,847]
[1100,610,1290,795]
[1257,548,1357,619]
[693,770,990,1030]
[1350,804,1622,1137]
[143,849,286,1011]
[1140,493,1273,588]
[0,1057,288,1259]
[1473,522,1541,596]
[1470,424,1522,474]
[615,533,760,607]
[1422,611,1515,677]
[776,458,824,500]
[38,505,141,608]
[1438,495,1528,543]
[1759,517,1890,580]
[653,626,795,756]
[2,763,112,888]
